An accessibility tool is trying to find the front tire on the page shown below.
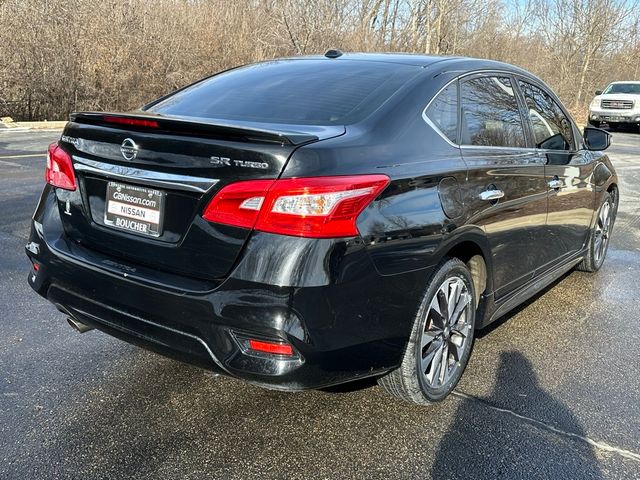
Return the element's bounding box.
[577,192,614,272]
[589,120,601,128]
[378,258,476,404]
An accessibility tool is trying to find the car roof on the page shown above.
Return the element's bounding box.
[289,52,537,77]
[609,80,640,84]
[287,52,457,66]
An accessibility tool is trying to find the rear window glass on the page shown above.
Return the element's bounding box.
[146,60,421,125]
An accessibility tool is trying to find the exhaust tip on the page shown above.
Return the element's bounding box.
[66,317,94,334]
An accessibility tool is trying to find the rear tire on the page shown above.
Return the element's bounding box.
[577,192,614,272]
[378,258,476,405]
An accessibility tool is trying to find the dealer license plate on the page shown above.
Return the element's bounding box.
[104,181,165,237]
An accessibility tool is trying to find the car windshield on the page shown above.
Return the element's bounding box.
[145,60,421,126]
[602,83,640,94]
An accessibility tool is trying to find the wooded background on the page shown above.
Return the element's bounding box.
[1,0,639,122]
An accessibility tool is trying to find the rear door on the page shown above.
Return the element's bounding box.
[460,74,548,299]
[516,79,595,268]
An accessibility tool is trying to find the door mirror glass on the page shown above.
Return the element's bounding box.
[583,127,611,151]
[595,90,603,95]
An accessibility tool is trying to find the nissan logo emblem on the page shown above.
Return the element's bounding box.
[120,138,138,161]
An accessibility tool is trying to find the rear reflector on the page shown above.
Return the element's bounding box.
[248,339,294,356]
[45,143,77,191]
[103,115,159,128]
[203,175,390,238]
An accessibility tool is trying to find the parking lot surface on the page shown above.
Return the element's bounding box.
[1,128,639,479]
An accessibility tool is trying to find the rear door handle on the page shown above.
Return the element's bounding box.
[479,189,504,201]
[548,179,563,189]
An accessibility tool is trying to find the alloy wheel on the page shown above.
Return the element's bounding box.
[594,200,612,265]
[420,276,473,389]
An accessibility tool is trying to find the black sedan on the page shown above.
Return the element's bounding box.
[26,52,618,404]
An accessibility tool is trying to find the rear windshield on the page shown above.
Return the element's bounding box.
[145,60,421,125]
[603,83,640,94]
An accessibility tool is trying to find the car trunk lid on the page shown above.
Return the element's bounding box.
[58,112,344,280]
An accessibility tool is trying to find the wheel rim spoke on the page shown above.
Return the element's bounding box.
[428,304,446,331]
[438,343,449,385]
[421,329,439,350]
[447,280,461,319]
[436,287,449,324]
[425,342,444,384]
[451,323,469,339]
[449,337,464,362]
[449,292,471,327]
[421,339,441,373]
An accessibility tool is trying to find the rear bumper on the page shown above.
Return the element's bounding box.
[26,187,431,390]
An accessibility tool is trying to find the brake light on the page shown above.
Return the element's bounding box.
[203,175,390,238]
[103,116,159,128]
[45,143,77,191]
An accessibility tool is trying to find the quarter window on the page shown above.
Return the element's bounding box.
[460,76,526,148]
[425,82,458,143]
[518,80,574,151]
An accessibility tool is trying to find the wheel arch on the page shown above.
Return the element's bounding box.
[430,227,494,303]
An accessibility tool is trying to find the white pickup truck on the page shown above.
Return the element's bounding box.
[588,81,640,132]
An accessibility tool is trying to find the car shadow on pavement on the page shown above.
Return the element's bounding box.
[432,351,603,479]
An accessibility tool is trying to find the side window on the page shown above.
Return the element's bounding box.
[518,80,574,151]
[425,82,458,143]
[460,76,526,148]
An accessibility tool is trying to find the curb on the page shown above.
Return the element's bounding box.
[0,118,66,131]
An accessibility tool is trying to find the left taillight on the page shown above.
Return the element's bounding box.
[45,143,77,191]
[202,175,390,238]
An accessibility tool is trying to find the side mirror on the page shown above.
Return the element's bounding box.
[583,127,611,151]
[595,90,603,95]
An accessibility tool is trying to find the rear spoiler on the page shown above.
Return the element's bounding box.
[68,112,345,146]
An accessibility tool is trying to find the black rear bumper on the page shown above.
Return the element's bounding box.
[26,187,431,390]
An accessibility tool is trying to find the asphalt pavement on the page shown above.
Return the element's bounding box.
[1,128,639,479]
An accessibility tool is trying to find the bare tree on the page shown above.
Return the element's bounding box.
[0,0,638,122]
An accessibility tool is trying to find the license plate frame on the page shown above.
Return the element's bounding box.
[104,181,165,238]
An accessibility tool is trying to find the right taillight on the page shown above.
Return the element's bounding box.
[45,143,77,191]
[202,175,390,238]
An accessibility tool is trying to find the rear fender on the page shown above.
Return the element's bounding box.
[427,225,495,296]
